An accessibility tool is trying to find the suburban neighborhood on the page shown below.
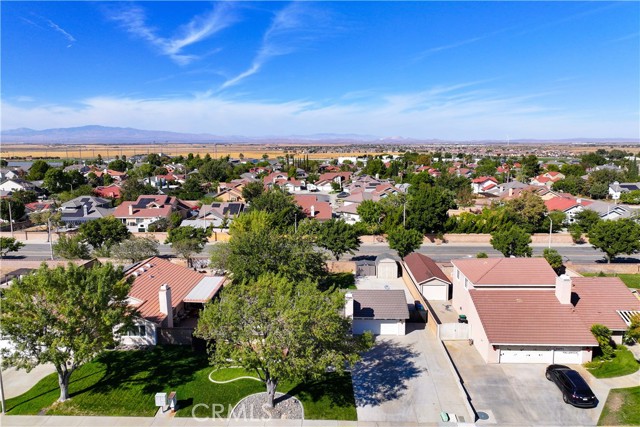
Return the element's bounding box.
[0,144,639,427]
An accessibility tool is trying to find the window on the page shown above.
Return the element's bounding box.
[456,269,460,279]
[125,325,146,336]
[464,278,469,290]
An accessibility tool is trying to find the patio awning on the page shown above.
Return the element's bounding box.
[183,276,224,303]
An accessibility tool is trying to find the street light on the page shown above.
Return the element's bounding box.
[548,217,553,249]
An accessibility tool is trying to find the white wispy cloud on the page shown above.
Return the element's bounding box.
[3,83,637,140]
[609,31,640,43]
[220,2,333,90]
[106,3,237,65]
[46,19,76,47]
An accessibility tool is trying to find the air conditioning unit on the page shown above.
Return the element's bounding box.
[155,392,168,407]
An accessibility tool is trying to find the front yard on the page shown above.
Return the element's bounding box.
[5,345,357,420]
[585,346,639,379]
[598,386,640,426]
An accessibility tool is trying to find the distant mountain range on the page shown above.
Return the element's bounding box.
[2,125,638,145]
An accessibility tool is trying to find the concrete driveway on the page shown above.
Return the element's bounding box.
[351,324,474,424]
[445,341,608,426]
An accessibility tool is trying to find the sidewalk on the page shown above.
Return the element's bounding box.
[0,415,474,426]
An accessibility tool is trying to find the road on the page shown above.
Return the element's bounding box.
[14,242,623,265]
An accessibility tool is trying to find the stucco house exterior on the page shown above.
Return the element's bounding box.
[113,195,193,232]
[345,290,409,336]
[451,258,640,364]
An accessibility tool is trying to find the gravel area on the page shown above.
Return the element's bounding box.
[230,392,303,420]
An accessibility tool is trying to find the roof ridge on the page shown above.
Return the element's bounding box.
[473,258,501,283]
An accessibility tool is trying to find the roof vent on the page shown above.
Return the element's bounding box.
[132,272,139,277]
[145,263,152,268]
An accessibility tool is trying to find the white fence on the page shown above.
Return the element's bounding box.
[438,322,471,340]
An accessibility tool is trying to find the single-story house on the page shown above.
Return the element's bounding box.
[451,258,640,364]
[402,253,451,301]
[120,257,225,346]
[345,290,409,336]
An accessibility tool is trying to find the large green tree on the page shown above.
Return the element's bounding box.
[505,191,548,233]
[0,198,26,222]
[53,234,91,259]
[357,200,383,227]
[195,273,368,409]
[490,225,532,257]
[316,219,361,261]
[0,262,134,402]
[241,181,265,203]
[406,184,455,234]
[249,188,303,229]
[43,168,70,193]
[588,218,640,263]
[165,226,210,267]
[27,160,51,180]
[0,237,25,257]
[110,236,160,263]
[387,227,424,260]
[226,226,326,283]
[78,216,131,249]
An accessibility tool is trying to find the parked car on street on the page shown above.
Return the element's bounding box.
[546,364,597,408]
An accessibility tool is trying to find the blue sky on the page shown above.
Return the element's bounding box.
[2,1,639,140]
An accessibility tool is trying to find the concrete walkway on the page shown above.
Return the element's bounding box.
[0,415,476,426]
[3,364,55,399]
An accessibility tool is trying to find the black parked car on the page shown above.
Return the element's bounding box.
[546,365,597,408]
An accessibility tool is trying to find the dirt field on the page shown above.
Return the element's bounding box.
[1,142,637,161]
[0,143,397,160]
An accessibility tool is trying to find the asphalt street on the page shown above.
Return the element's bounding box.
[14,242,624,265]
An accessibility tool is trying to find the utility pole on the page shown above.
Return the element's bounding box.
[403,200,406,228]
[48,217,54,260]
[548,217,553,249]
[8,200,13,237]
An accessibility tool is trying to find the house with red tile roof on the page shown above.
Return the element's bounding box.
[451,258,640,364]
[120,257,225,346]
[293,194,332,221]
[93,184,123,199]
[113,195,193,232]
[471,176,498,194]
[531,171,565,188]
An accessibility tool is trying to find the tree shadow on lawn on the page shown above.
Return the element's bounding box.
[351,340,424,407]
[70,345,209,398]
[285,372,355,409]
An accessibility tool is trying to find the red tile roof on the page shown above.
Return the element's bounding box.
[94,184,123,199]
[572,277,640,331]
[472,176,498,184]
[452,258,557,286]
[126,257,207,324]
[293,195,332,220]
[404,253,450,285]
[469,289,597,345]
[113,195,177,219]
[545,197,592,212]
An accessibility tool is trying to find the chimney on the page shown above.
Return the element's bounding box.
[345,292,354,318]
[310,205,315,217]
[128,204,133,215]
[508,187,513,197]
[83,204,88,216]
[555,274,572,305]
[159,284,173,328]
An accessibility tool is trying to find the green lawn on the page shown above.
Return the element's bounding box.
[5,346,357,420]
[598,386,640,426]
[320,272,356,290]
[582,273,640,288]
[585,346,640,379]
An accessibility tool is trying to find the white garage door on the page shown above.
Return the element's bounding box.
[553,349,582,364]
[353,320,400,335]
[499,347,554,363]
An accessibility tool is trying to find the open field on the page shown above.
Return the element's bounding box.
[2,142,637,161]
[0,143,396,161]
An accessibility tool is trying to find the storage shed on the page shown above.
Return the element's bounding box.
[375,254,398,279]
